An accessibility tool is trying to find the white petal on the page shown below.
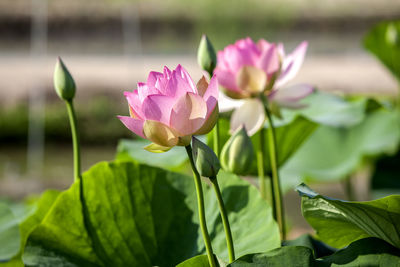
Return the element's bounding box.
[218,92,245,112]
[230,98,265,136]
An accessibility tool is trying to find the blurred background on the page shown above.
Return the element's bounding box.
[1,0,399,238]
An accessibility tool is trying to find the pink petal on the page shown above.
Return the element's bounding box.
[269,83,314,108]
[203,75,219,105]
[230,98,265,136]
[173,66,196,95]
[146,71,163,88]
[213,69,240,92]
[163,66,172,79]
[257,39,272,52]
[124,90,144,119]
[202,75,219,121]
[258,43,280,78]
[158,66,194,98]
[141,94,176,125]
[155,67,171,91]
[235,37,260,63]
[217,50,231,70]
[236,37,256,50]
[223,45,254,72]
[175,64,196,93]
[169,92,207,135]
[117,116,145,138]
[275,41,308,88]
[137,82,159,102]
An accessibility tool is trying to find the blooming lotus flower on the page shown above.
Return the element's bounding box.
[214,37,313,135]
[118,65,219,152]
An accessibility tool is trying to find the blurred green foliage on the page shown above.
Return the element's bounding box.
[0,97,133,145]
[364,21,400,82]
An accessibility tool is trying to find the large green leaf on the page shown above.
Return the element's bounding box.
[280,109,400,191]
[23,182,101,267]
[0,190,60,266]
[176,255,228,267]
[23,161,280,266]
[176,255,212,267]
[284,92,371,128]
[0,203,20,262]
[297,183,400,249]
[116,138,188,171]
[18,191,60,253]
[316,237,400,266]
[227,246,314,267]
[179,238,400,267]
[364,20,400,81]
[282,234,336,259]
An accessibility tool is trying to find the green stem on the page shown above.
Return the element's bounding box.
[66,100,81,181]
[210,176,235,262]
[344,175,355,201]
[256,128,266,199]
[396,82,400,113]
[185,145,216,267]
[213,120,220,157]
[65,100,111,265]
[256,128,274,211]
[262,96,286,241]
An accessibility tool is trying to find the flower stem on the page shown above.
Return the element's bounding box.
[213,120,220,157]
[210,176,235,262]
[185,145,216,267]
[65,100,81,181]
[257,128,274,207]
[344,175,355,201]
[256,128,266,199]
[263,101,286,241]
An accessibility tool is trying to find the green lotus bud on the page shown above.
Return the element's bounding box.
[220,125,254,175]
[197,34,217,76]
[386,23,400,47]
[54,57,76,101]
[192,136,220,178]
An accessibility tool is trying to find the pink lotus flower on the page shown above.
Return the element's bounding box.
[118,65,219,152]
[214,37,313,135]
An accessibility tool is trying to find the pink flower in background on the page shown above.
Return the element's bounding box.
[118,65,219,152]
[215,37,281,99]
[215,37,313,135]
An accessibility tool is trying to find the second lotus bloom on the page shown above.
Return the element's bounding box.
[215,37,314,135]
[118,65,219,151]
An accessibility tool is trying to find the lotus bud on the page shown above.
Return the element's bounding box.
[197,34,217,76]
[220,125,254,175]
[54,57,76,101]
[386,23,400,47]
[192,136,220,178]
